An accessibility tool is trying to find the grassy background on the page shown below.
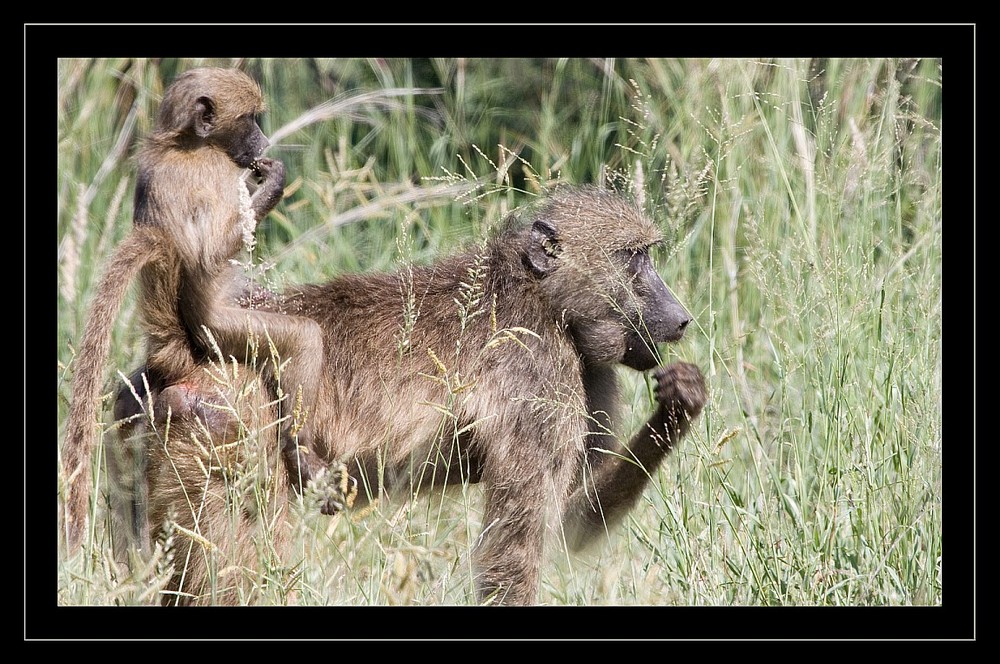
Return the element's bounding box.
[56,56,943,607]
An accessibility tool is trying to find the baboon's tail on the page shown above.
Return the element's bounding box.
[63,228,164,552]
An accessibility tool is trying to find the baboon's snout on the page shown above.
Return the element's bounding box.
[647,277,691,343]
[669,312,691,340]
[653,303,690,343]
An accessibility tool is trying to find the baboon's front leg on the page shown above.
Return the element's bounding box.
[563,361,707,550]
[474,480,548,605]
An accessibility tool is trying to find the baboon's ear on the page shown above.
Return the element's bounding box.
[193,96,216,137]
[524,218,561,277]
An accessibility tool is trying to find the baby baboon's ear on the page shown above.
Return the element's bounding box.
[193,96,216,137]
[524,218,561,278]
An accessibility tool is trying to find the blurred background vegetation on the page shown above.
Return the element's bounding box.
[57,57,943,607]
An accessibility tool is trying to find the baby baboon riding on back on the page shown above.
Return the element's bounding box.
[62,67,343,554]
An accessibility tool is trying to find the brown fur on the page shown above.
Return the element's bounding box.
[63,68,336,553]
[117,187,708,605]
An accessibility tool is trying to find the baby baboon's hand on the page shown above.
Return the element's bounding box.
[654,361,708,420]
[248,157,286,220]
[250,157,284,183]
[307,461,358,516]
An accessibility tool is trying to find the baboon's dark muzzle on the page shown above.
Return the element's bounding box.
[645,273,691,343]
[620,271,690,371]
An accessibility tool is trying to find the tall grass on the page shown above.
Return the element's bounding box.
[56,57,942,606]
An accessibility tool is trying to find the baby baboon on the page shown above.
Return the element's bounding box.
[62,68,338,552]
[118,187,706,605]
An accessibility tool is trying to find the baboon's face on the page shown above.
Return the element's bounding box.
[523,199,691,370]
[158,68,270,170]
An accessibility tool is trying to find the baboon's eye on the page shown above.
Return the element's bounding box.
[628,249,649,274]
[616,248,640,261]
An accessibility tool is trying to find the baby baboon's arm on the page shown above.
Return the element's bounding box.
[247,157,285,221]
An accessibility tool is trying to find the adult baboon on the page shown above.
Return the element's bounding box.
[118,187,707,605]
[62,68,341,553]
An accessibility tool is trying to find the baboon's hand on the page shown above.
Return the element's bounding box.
[250,156,284,181]
[307,461,358,516]
[653,361,707,420]
[248,157,286,220]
